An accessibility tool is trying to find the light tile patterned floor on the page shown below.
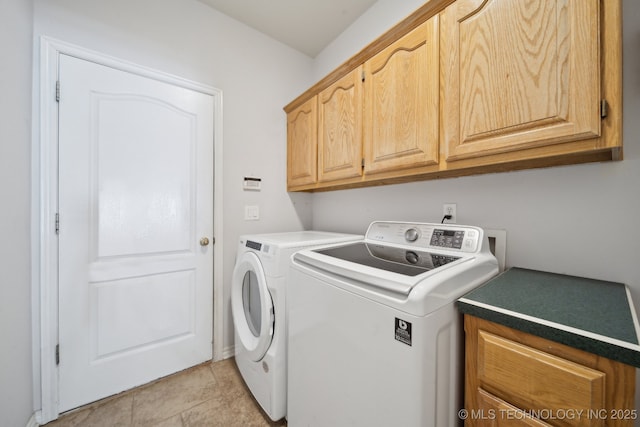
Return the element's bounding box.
[43,358,287,427]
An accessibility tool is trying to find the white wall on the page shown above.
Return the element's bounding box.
[310,0,640,416]
[0,0,35,425]
[32,0,313,394]
[4,0,637,423]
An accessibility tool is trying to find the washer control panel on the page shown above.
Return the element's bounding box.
[430,229,465,249]
[366,221,481,253]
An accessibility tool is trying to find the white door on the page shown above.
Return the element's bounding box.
[57,54,214,412]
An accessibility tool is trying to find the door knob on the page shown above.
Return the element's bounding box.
[200,237,210,246]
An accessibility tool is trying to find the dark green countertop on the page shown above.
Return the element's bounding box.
[457,267,640,368]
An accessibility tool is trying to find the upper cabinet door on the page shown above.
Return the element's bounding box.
[287,96,318,189]
[363,17,440,175]
[318,66,364,182]
[441,0,601,162]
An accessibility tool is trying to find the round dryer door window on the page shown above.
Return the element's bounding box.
[231,251,274,361]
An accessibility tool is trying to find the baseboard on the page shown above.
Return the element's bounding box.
[222,345,235,360]
[26,414,39,427]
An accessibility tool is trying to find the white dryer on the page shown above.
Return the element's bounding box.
[231,231,361,421]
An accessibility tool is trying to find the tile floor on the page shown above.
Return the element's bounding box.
[43,358,287,427]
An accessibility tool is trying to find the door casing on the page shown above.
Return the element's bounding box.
[31,36,225,424]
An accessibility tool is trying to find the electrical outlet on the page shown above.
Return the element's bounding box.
[443,203,457,223]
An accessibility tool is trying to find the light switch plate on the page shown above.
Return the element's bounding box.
[245,205,260,220]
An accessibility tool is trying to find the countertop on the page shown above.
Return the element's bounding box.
[457,267,640,368]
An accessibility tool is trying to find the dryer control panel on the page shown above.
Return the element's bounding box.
[245,240,263,251]
[365,221,482,253]
[244,239,274,256]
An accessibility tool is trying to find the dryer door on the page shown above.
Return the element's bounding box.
[231,251,274,361]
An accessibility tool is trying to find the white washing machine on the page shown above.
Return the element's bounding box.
[231,231,362,421]
[287,221,499,426]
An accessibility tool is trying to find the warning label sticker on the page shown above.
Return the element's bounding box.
[394,317,412,346]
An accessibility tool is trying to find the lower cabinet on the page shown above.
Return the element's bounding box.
[464,315,636,427]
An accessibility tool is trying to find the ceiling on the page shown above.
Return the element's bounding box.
[197,0,378,58]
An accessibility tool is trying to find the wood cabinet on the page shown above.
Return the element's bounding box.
[441,0,605,163]
[363,17,439,175]
[287,19,440,190]
[287,96,317,189]
[464,315,635,427]
[318,67,363,183]
[284,0,621,192]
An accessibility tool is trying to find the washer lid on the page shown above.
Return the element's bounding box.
[315,242,460,276]
[294,244,472,297]
[231,251,274,361]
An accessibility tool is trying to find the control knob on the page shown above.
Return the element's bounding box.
[405,251,419,264]
[404,228,420,242]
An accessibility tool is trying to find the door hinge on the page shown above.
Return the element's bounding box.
[55,213,60,234]
[600,99,608,119]
[55,344,60,365]
[361,70,365,82]
[361,158,365,168]
[56,81,60,102]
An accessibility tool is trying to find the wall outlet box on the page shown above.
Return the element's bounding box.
[443,203,457,223]
[484,228,507,272]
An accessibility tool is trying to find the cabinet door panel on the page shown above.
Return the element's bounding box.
[477,389,552,427]
[287,96,317,188]
[318,67,363,182]
[478,330,605,427]
[363,18,439,174]
[465,315,635,427]
[442,0,601,161]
